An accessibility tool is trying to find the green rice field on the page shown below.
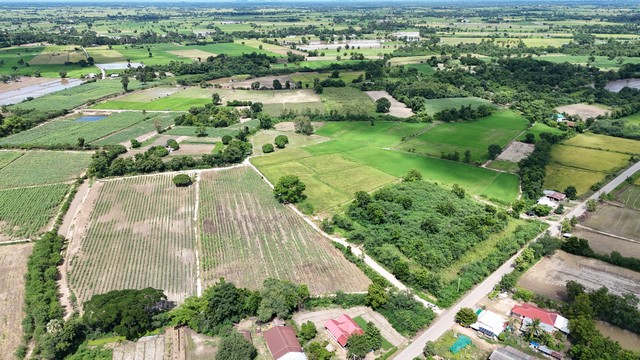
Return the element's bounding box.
[421,97,496,115]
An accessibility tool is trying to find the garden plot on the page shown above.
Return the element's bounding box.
[518,251,640,301]
[67,174,198,305]
[583,205,640,241]
[0,243,33,358]
[556,103,610,120]
[197,167,371,295]
[496,141,535,162]
[366,91,414,118]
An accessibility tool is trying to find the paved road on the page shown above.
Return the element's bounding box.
[394,160,640,359]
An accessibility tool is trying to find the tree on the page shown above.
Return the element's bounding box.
[251,81,260,90]
[423,341,437,357]
[212,93,221,105]
[222,135,232,145]
[564,185,577,200]
[586,199,598,212]
[403,169,423,182]
[262,143,274,153]
[463,149,472,163]
[331,70,340,78]
[375,97,391,113]
[257,279,304,322]
[87,56,95,65]
[526,318,543,341]
[273,175,306,204]
[172,174,193,187]
[215,332,257,360]
[365,283,389,309]
[274,135,289,149]
[120,74,129,91]
[258,114,272,129]
[196,126,207,137]
[273,79,282,90]
[294,117,314,135]
[524,133,536,143]
[299,321,317,342]
[77,138,85,148]
[306,341,334,360]
[451,184,465,199]
[59,70,67,78]
[455,308,478,327]
[199,279,256,335]
[250,102,263,114]
[130,139,141,148]
[488,144,502,160]
[346,334,370,360]
[154,118,163,133]
[314,84,323,94]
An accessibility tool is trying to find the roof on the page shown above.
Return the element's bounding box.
[263,326,305,360]
[324,314,364,347]
[512,304,569,333]
[470,310,506,337]
[489,346,535,360]
[543,190,566,201]
[539,345,563,359]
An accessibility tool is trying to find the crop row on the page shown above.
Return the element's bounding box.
[68,174,197,305]
[0,151,92,189]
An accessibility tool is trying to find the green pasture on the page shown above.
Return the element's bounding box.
[0,151,92,189]
[0,46,97,78]
[164,119,260,138]
[562,133,640,155]
[289,71,364,89]
[536,54,640,69]
[398,110,529,162]
[619,113,640,124]
[421,97,496,115]
[518,122,564,141]
[320,87,375,115]
[315,121,430,148]
[405,63,436,75]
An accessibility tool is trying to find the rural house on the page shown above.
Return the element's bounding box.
[263,325,307,360]
[511,303,570,334]
[324,314,364,347]
[470,309,507,338]
[543,190,567,202]
[489,346,535,360]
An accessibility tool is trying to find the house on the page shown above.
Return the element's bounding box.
[543,190,566,202]
[263,325,307,360]
[392,31,421,41]
[470,309,507,338]
[489,346,534,360]
[324,314,364,347]
[555,113,565,122]
[512,303,570,334]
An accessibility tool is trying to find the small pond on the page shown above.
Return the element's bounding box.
[76,115,107,122]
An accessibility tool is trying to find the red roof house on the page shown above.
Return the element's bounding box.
[511,304,570,334]
[263,325,306,360]
[324,314,364,347]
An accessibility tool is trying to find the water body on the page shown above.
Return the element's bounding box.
[0,78,83,106]
[605,78,640,92]
[76,115,107,122]
[596,321,640,352]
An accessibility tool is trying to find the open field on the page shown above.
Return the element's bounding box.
[198,167,371,295]
[0,151,91,189]
[251,129,328,155]
[289,71,364,88]
[68,175,198,305]
[0,184,70,241]
[165,119,260,138]
[0,243,33,359]
[517,122,564,141]
[0,112,173,147]
[421,97,495,115]
[549,145,629,172]
[617,184,640,210]
[573,228,640,259]
[398,110,529,162]
[562,133,640,155]
[544,164,607,195]
[556,103,610,120]
[0,46,97,78]
[583,205,640,241]
[320,87,375,115]
[0,77,83,106]
[519,251,640,301]
[252,121,520,211]
[366,91,414,118]
[496,141,535,162]
[91,113,177,146]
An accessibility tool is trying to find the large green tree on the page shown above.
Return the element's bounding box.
[215,332,257,360]
[273,175,306,204]
[455,307,478,327]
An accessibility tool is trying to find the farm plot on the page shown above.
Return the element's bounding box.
[562,133,640,155]
[251,129,329,155]
[0,184,69,241]
[496,141,534,162]
[519,251,640,301]
[112,335,165,360]
[517,122,565,142]
[289,71,364,89]
[556,103,610,120]
[0,151,23,169]
[165,119,260,138]
[617,184,640,210]
[320,87,375,116]
[583,205,640,241]
[197,167,371,295]
[0,77,83,106]
[366,91,414,118]
[0,112,161,147]
[0,243,33,358]
[68,174,198,305]
[0,151,91,189]
[421,97,495,115]
[91,113,177,146]
[397,110,529,162]
[573,228,640,259]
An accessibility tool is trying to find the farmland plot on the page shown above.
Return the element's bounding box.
[68,174,197,305]
[198,167,370,295]
[0,184,69,241]
[583,205,640,241]
[0,151,91,189]
[0,151,23,169]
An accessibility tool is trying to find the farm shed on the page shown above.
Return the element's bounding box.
[470,309,507,338]
[537,345,564,359]
[543,190,566,202]
[511,303,570,334]
[263,325,307,360]
[489,346,534,360]
[324,314,364,347]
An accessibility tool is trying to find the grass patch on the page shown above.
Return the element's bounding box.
[320,87,375,115]
[544,163,606,194]
[562,133,640,155]
[421,97,495,115]
[87,336,126,346]
[518,122,564,141]
[487,160,519,173]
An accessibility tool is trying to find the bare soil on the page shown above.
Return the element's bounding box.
[112,334,165,360]
[274,122,296,131]
[518,250,640,301]
[573,228,640,258]
[556,103,610,120]
[168,49,217,60]
[0,243,33,360]
[0,77,56,93]
[184,328,218,360]
[496,141,535,162]
[171,144,214,156]
[365,91,414,118]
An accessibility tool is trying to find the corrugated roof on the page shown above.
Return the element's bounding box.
[489,346,534,360]
[263,326,304,360]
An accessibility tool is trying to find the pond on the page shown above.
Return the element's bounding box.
[596,321,640,352]
[76,115,107,122]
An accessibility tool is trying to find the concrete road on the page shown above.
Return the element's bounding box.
[394,160,640,359]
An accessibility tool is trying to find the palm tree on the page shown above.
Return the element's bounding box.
[526,318,542,341]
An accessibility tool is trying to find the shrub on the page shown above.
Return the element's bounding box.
[148,146,169,157]
[172,174,193,187]
[274,135,289,148]
[167,139,180,151]
[222,135,232,145]
[130,139,141,148]
[262,143,274,153]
